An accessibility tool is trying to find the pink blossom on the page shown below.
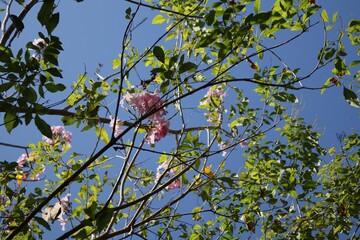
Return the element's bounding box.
[156,161,169,181]
[17,154,29,169]
[33,38,47,50]
[167,179,182,190]
[60,194,71,212]
[31,38,48,61]
[200,87,227,106]
[156,160,182,190]
[109,115,123,137]
[121,89,170,144]
[240,140,246,148]
[57,194,71,231]
[145,119,170,144]
[42,126,72,147]
[42,194,71,231]
[122,90,167,121]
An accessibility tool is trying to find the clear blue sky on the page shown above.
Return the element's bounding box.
[1,0,359,238]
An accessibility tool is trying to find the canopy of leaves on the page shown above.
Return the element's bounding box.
[0,0,359,239]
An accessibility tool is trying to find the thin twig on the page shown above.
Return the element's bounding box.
[124,0,203,19]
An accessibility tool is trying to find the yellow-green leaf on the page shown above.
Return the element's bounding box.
[254,0,260,14]
[112,58,121,69]
[152,14,166,24]
[321,9,329,22]
[332,11,338,23]
[95,126,110,144]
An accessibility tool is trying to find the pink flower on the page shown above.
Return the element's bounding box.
[240,140,246,148]
[122,90,167,121]
[60,194,71,213]
[200,87,227,106]
[167,179,182,190]
[109,115,123,137]
[33,38,48,50]
[145,119,170,144]
[156,160,182,190]
[17,154,29,169]
[58,193,71,231]
[122,89,170,144]
[42,126,72,147]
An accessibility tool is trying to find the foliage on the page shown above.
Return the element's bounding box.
[0,0,359,239]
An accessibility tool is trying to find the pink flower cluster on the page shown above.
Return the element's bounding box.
[42,126,72,147]
[16,153,45,183]
[121,90,167,121]
[42,194,71,231]
[58,194,71,231]
[17,153,30,169]
[121,90,170,144]
[156,160,182,190]
[31,38,48,61]
[145,118,170,145]
[200,87,227,106]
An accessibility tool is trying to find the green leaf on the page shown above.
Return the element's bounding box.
[112,58,121,69]
[34,216,51,231]
[23,87,37,103]
[273,92,298,103]
[321,9,329,22]
[84,201,97,219]
[56,83,66,91]
[46,12,59,34]
[37,0,55,26]
[166,31,177,41]
[254,0,260,14]
[95,126,110,144]
[0,82,13,92]
[332,11,338,23]
[160,79,169,94]
[0,44,12,62]
[4,111,16,133]
[96,208,114,233]
[321,77,332,95]
[179,62,197,74]
[45,67,62,77]
[349,60,360,68]
[343,87,360,108]
[152,14,166,24]
[35,115,52,138]
[153,46,165,63]
[45,83,58,92]
[205,10,216,26]
[256,45,263,59]
[249,11,272,24]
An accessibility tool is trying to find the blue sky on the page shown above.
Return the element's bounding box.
[1,0,359,238]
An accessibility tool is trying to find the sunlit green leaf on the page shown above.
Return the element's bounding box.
[95,126,110,144]
[321,9,329,22]
[152,14,166,24]
[254,0,260,14]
